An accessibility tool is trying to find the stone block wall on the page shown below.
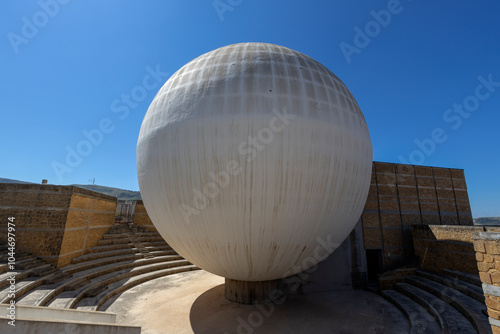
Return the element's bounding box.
[133,200,157,232]
[412,225,482,274]
[0,183,117,267]
[473,232,500,333]
[361,162,473,270]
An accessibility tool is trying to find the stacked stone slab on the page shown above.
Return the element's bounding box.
[474,232,500,333]
[361,162,473,270]
[0,183,116,267]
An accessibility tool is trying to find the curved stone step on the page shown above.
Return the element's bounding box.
[416,270,485,303]
[78,265,200,311]
[405,275,490,334]
[97,238,132,246]
[63,254,143,275]
[84,243,135,254]
[382,289,442,334]
[443,269,482,288]
[395,282,476,333]
[102,233,129,239]
[0,274,51,304]
[48,259,192,309]
[28,254,183,307]
[72,248,139,264]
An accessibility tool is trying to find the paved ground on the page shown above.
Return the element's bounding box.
[103,270,410,334]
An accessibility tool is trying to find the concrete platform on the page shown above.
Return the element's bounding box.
[103,270,410,334]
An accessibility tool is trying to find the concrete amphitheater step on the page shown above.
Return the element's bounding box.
[394,282,477,333]
[77,265,200,311]
[63,253,143,275]
[416,270,486,304]
[21,254,184,307]
[405,275,490,334]
[84,243,135,254]
[0,270,66,304]
[0,264,9,274]
[71,248,140,264]
[143,245,170,251]
[382,289,442,334]
[47,259,193,309]
[443,269,483,288]
[101,233,129,239]
[0,271,31,290]
[97,238,132,246]
[136,235,164,241]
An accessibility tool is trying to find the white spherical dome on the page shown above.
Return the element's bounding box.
[137,43,372,281]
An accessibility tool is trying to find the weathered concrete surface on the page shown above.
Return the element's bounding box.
[0,318,140,334]
[104,270,409,334]
[0,303,116,323]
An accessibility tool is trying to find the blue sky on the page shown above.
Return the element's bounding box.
[1,0,499,218]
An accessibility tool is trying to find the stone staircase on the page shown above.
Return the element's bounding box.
[0,245,71,305]
[381,268,491,333]
[0,223,199,311]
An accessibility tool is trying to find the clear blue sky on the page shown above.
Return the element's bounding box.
[1,0,499,218]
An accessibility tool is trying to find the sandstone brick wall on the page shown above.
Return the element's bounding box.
[361,162,473,270]
[0,184,116,267]
[133,200,157,232]
[412,225,482,274]
[473,232,500,333]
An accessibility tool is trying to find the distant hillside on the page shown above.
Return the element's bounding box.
[72,185,141,201]
[0,178,34,184]
[474,217,500,226]
[0,177,141,201]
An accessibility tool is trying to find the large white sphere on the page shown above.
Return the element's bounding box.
[137,43,372,281]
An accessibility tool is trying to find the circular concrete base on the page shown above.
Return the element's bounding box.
[224,278,283,304]
[104,270,410,334]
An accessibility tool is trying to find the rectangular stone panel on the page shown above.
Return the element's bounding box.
[432,167,451,178]
[84,226,112,251]
[414,166,433,176]
[452,178,467,190]
[396,174,416,186]
[363,228,382,249]
[65,209,90,229]
[91,198,117,212]
[401,213,422,227]
[436,188,455,199]
[59,229,86,256]
[380,214,401,228]
[418,187,437,199]
[376,173,396,186]
[375,162,395,174]
[383,228,404,248]
[450,169,465,179]
[361,213,380,228]
[69,194,93,210]
[435,177,453,189]
[377,185,397,196]
[88,212,115,227]
[416,176,435,187]
[395,164,414,175]
[420,202,439,212]
[379,200,399,211]
[459,214,473,225]
[400,202,419,212]
[398,185,418,198]
[441,214,459,225]
[422,214,441,225]
[363,199,379,211]
[454,190,469,200]
[438,203,458,213]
